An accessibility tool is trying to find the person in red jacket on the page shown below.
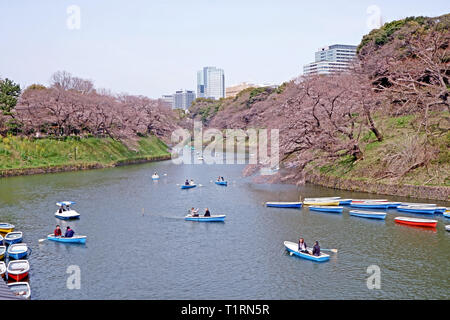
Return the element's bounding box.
[54,225,62,236]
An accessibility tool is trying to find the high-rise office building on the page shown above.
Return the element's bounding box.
[161,94,174,108]
[303,44,357,75]
[197,66,225,100]
[172,90,196,110]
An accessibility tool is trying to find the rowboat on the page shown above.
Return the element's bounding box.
[8,282,31,299]
[47,234,87,244]
[349,210,386,220]
[7,243,28,260]
[0,261,5,279]
[0,246,5,260]
[351,199,388,203]
[184,215,226,222]
[181,184,197,189]
[303,200,340,206]
[385,202,402,208]
[0,223,15,234]
[283,241,330,262]
[4,231,23,245]
[338,199,353,205]
[394,217,438,228]
[401,202,436,207]
[309,206,343,213]
[304,197,340,202]
[444,212,450,218]
[397,206,436,214]
[6,260,30,281]
[433,207,447,214]
[446,225,450,232]
[151,174,160,180]
[55,201,80,220]
[215,181,228,186]
[266,202,302,208]
[349,202,389,209]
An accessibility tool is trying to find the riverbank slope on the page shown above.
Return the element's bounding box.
[0,135,171,177]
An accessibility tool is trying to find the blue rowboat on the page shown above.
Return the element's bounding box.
[338,199,352,205]
[185,215,226,222]
[181,184,197,189]
[47,234,87,244]
[266,202,302,208]
[397,206,436,214]
[349,210,386,220]
[309,206,343,213]
[4,232,23,245]
[350,202,389,209]
[284,241,330,262]
[434,207,446,214]
[7,243,28,260]
[443,212,450,218]
[215,181,228,186]
[385,202,402,208]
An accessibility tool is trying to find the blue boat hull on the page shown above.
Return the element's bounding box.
[181,185,197,189]
[185,216,225,222]
[444,212,450,218]
[8,251,27,260]
[5,238,22,245]
[266,203,302,208]
[339,200,352,205]
[397,208,435,214]
[350,204,389,209]
[349,212,386,220]
[310,207,343,213]
[215,181,228,186]
[434,208,446,214]
[47,236,86,244]
[55,215,80,220]
[285,247,329,262]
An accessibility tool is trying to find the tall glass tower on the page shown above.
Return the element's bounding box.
[197,66,225,100]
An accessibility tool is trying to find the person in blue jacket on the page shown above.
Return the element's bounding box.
[65,226,75,238]
[312,241,321,256]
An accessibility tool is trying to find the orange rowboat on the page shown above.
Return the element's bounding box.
[394,217,437,228]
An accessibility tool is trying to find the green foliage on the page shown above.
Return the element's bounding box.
[0,78,21,117]
[358,15,430,53]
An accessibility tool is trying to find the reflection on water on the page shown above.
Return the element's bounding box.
[0,158,449,299]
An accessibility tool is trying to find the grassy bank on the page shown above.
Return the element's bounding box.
[0,135,170,175]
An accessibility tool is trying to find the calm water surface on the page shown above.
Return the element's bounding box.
[0,153,449,299]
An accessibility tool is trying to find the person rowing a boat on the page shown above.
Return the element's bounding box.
[64,226,75,238]
[298,238,308,253]
[54,225,62,237]
[204,208,211,217]
[189,207,199,217]
[312,241,320,256]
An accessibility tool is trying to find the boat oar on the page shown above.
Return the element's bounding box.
[321,248,338,253]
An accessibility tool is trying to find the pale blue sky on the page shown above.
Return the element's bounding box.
[0,1,448,98]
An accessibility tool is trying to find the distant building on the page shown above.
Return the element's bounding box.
[161,94,174,108]
[173,90,196,110]
[197,66,225,100]
[226,82,257,98]
[303,44,357,75]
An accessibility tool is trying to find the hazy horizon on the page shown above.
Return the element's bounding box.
[1,0,449,98]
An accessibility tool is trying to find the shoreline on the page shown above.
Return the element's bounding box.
[304,171,450,202]
[0,154,172,178]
